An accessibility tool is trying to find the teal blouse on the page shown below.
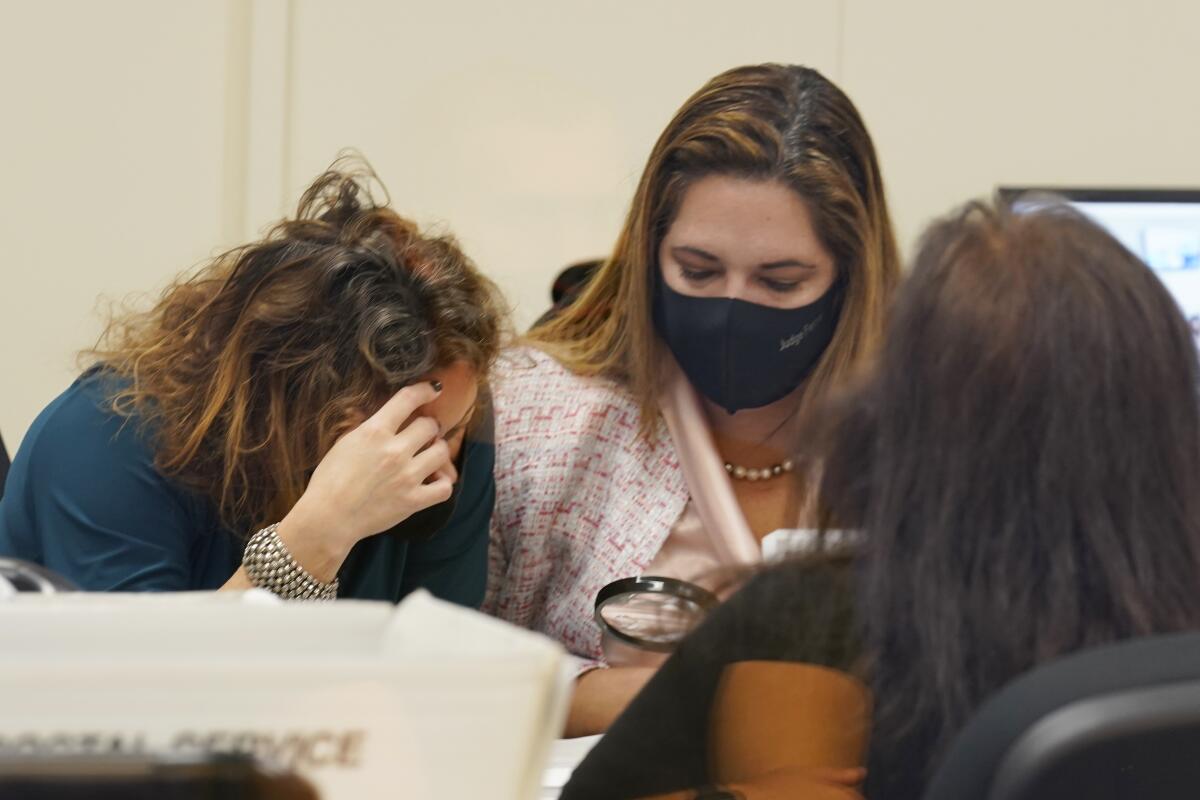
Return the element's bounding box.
[0,372,494,607]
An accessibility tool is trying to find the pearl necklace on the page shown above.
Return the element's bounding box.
[723,457,795,482]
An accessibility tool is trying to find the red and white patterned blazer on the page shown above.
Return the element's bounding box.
[483,348,689,661]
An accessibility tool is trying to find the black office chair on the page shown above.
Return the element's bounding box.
[923,632,1200,800]
[532,258,603,330]
[0,558,78,593]
[0,430,9,501]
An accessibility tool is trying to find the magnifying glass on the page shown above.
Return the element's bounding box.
[594,576,719,654]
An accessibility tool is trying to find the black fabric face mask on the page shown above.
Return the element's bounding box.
[652,278,842,414]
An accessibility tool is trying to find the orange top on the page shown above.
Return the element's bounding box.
[640,660,871,800]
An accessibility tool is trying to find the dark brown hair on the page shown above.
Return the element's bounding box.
[819,199,1200,783]
[87,159,506,532]
[527,63,900,435]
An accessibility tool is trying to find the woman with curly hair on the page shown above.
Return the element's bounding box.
[0,161,506,605]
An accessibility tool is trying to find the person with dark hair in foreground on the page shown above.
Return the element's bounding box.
[0,159,507,605]
[563,200,1200,799]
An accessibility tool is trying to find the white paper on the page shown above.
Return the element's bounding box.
[0,590,571,800]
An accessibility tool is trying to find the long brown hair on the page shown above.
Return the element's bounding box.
[87,159,506,532]
[819,200,1200,790]
[527,63,900,434]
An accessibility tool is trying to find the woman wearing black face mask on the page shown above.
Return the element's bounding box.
[565,201,1200,800]
[485,64,900,736]
[0,159,506,606]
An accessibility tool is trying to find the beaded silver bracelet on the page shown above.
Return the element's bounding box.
[243,523,339,601]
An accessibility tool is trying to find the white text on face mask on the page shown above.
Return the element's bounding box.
[779,315,824,352]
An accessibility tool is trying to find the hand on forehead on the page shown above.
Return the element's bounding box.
[418,360,479,437]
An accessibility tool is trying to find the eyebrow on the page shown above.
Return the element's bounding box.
[760,259,818,271]
[672,246,817,271]
[674,246,721,262]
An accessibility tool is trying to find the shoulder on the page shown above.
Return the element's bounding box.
[742,557,852,598]
[492,345,630,401]
[22,372,156,478]
[0,371,192,577]
[492,345,576,385]
[733,558,856,623]
[488,347,679,489]
[491,346,645,443]
[12,371,203,535]
[696,557,859,671]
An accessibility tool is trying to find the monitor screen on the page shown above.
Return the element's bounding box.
[1002,188,1200,339]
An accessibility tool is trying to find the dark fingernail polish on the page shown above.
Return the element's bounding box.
[431,380,443,392]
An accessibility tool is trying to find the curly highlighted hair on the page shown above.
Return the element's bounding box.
[87,158,507,532]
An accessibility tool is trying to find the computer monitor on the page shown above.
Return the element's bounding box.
[1000,188,1200,338]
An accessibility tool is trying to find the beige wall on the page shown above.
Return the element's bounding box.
[1,1,239,450]
[839,0,1200,249]
[284,0,841,335]
[3,0,1200,448]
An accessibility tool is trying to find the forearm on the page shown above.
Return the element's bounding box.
[219,567,253,591]
[218,500,354,592]
[564,666,656,738]
[217,381,451,596]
